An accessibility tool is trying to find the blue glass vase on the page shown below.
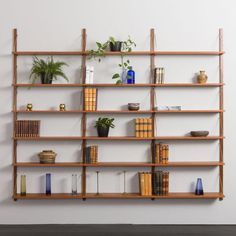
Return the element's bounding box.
[127,68,135,84]
[46,173,51,195]
[195,178,204,195]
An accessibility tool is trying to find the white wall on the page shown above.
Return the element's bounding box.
[0,0,236,224]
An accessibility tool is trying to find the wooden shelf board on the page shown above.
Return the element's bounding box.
[14,110,153,114]
[14,161,224,167]
[13,51,225,56]
[14,110,224,114]
[13,83,224,88]
[85,192,224,199]
[13,136,224,141]
[13,192,224,200]
[14,193,83,199]
[13,136,83,141]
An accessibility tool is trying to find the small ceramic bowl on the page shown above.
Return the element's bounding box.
[190,131,209,137]
[128,103,140,111]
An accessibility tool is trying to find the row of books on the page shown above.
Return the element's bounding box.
[15,120,40,137]
[152,171,169,195]
[154,143,169,164]
[84,88,97,111]
[135,118,153,138]
[154,67,165,84]
[83,145,98,164]
[139,171,169,196]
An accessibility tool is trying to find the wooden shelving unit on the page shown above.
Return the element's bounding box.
[12,28,225,201]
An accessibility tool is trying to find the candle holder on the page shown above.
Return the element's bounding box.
[20,175,26,196]
[59,104,66,111]
[26,103,33,111]
[123,170,126,194]
[96,171,100,195]
[72,174,77,195]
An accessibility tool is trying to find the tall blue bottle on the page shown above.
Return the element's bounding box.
[127,67,135,84]
[195,178,204,195]
[46,173,51,195]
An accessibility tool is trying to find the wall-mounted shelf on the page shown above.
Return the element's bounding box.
[13,192,224,200]
[12,28,224,201]
[14,161,224,167]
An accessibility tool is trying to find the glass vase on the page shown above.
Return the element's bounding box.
[72,174,77,195]
[20,175,26,196]
[195,178,204,195]
[46,173,51,195]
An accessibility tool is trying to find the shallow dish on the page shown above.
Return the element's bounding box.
[190,131,209,137]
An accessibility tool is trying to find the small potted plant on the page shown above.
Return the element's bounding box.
[94,117,115,137]
[29,56,69,84]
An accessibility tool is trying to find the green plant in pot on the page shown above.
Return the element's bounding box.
[88,36,136,63]
[94,117,115,137]
[29,56,69,84]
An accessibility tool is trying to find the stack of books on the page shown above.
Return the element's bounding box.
[139,172,152,196]
[15,120,40,137]
[152,171,169,195]
[135,118,153,138]
[154,143,169,164]
[154,67,165,84]
[84,88,97,111]
[83,146,98,164]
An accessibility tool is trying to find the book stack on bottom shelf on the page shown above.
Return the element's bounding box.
[152,171,169,195]
[154,143,169,164]
[83,145,98,164]
[135,118,152,138]
[139,171,169,196]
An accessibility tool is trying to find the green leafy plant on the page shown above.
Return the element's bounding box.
[94,117,115,129]
[88,36,136,62]
[29,56,69,84]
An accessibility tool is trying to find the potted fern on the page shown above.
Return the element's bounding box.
[94,117,115,137]
[29,56,69,84]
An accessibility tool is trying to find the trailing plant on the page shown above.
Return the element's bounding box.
[94,117,115,129]
[88,36,136,62]
[29,56,69,84]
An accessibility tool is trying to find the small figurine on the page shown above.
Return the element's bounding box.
[59,104,66,111]
[26,103,33,111]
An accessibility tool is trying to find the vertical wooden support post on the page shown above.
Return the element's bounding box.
[219,28,224,200]
[150,29,156,199]
[81,29,87,200]
[12,28,18,201]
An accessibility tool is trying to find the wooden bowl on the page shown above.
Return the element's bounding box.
[190,131,209,137]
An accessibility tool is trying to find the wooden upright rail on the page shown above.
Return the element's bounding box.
[219,28,224,200]
[12,29,18,201]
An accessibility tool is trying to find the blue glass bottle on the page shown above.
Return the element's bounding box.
[127,67,135,84]
[46,173,51,195]
[195,178,204,195]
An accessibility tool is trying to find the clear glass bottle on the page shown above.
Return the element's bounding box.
[72,174,77,195]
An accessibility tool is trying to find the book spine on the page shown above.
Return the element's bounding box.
[143,118,147,138]
[84,88,89,111]
[135,118,140,138]
[166,145,169,164]
[148,118,152,137]
[139,118,144,138]
[155,143,160,163]
[160,171,163,195]
[148,172,152,196]
[139,172,145,196]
